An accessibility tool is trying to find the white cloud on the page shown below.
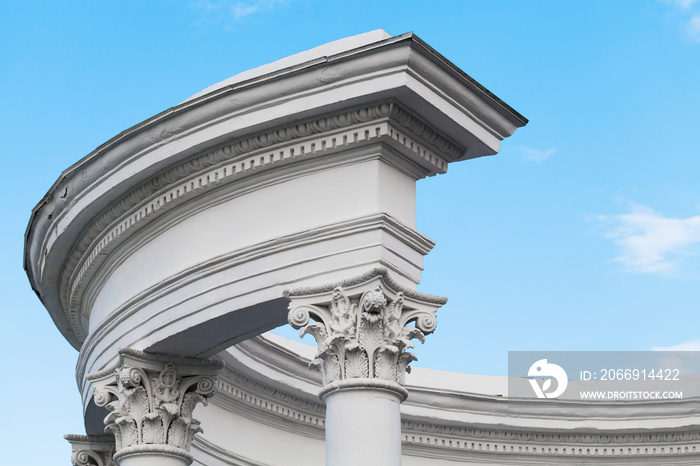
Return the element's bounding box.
[521,147,556,163]
[663,0,699,9]
[190,0,289,27]
[601,205,700,274]
[233,3,261,20]
[660,0,700,42]
[688,14,700,41]
[653,338,700,351]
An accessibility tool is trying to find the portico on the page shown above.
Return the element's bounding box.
[26,30,698,466]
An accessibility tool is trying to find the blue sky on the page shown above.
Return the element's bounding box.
[2,0,699,463]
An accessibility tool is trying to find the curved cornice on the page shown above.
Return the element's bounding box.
[213,366,326,438]
[26,31,527,350]
[207,335,700,462]
[85,346,224,381]
[284,266,447,305]
[75,212,433,401]
[192,436,272,466]
[53,102,456,348]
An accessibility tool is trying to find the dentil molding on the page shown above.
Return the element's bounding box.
[203,335,700,462]
[60,102,457,346]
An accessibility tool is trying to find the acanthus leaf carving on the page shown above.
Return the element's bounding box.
[87,349,222,460]
[65,434,117,466]
[286,268,446,388]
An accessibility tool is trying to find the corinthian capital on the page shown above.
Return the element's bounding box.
[286,268,447,389]
[87,349,223,464]
[65,434,116,466]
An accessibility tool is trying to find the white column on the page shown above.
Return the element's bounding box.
[116,450,190,466]
[323,382,404,466]
[287,268,446,466]
[87,349,222,466]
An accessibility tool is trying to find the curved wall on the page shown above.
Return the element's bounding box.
[192,334,700,465]
[29,30,695,466]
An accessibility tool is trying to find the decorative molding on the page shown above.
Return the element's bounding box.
[59,102,458,345]
[218,366,325,416]
[87,348,223,463]
[385,101,463,161]
[133,339,700,461]
[213,337,700,461]
[285,267,447,305]
[212,367,326,437]
[401,431,700,459]
[114,444,194,463]
[209,369,700,460]
[65,434,116,466]
[192,435,272,466]
[75,213,431,394]
[207,370,700,456]
[401,420,700,447]
[287,269,446,388]
[320,377,409,400]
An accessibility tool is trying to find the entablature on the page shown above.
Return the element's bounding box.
[25,31,526,350]
[199,334,700,464]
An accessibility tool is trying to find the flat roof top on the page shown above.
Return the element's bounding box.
[184,29,393,103]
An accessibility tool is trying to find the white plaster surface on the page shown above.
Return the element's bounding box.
[184,30,392,102]
[27,30,525,353]
[324,388,403,466]
[88,159,414,332]
[196,401,325,465]
[185,335,700,465]
[262,332,509,396]
[30,30,696,466]
[119,453,190,466]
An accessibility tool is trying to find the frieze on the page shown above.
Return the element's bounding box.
[58,102,459,344]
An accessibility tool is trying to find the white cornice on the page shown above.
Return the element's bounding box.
[183,30,393,103]
[196,334,700,463]
[76,213,429,405]
[65,103,451,333]
[36,102,456,349]
[26,31,527,349]
[77,333,700,462]
[192,435,272,466]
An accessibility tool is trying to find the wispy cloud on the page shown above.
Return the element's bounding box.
[600,205,700,274]
[688,14,700,41]
[190,0,289,28]
[661,0,700,42]
[653,338,700,351]
[520,146,556,163]
[662,0,699,9]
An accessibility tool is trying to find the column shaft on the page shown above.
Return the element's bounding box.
[117,451,190,466]
[286,269,447,466]
[324,388,403,466]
